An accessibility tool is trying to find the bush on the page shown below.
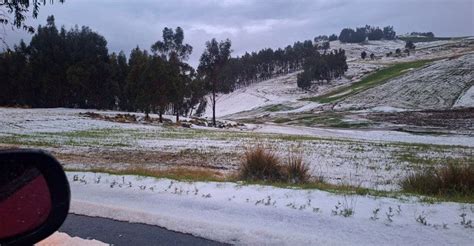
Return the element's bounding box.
[238,146,283,182]
[405,40,416,50]
[284,154,310,184]
[400,164,474,197]
[238,146,311,184]
[297,71,312,90]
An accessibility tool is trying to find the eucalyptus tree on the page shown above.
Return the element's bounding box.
[151,27,193,122]
[198,38,232,126]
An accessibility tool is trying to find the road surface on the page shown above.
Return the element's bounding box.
[59,214,226,246]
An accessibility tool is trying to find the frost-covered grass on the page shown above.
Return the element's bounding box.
[1,107,473,191]
[282,111,371,128]
[305,59,432,103]
[67,166,227,182]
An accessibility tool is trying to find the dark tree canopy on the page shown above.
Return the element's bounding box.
[328,34,338,41]
[405,40,416,50]
[0,0,64,35]
[410,32,435,38]
[297,49,348,90]
[339,25,397,43]
[367,27,384,40]
[339,28,355,43]
[151,26,194,121]
[198,38,232,126]
[151,27,192,62]
[383,26,396,40]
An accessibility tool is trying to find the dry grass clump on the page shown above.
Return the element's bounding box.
[74,166,226,182]
[400,163,474,197]
[284,153,310,184]
[238,146,310,184]
[238,146,284,182]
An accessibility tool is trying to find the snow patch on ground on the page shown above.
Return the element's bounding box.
[68,172,474,246]
[201,62,382,119]
[454,85,474,108]
[359,106,409,113]
[37,232,107,246]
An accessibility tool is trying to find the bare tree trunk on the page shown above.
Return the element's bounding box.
[159,110,163,123]
[176,106,179,122]
[212,89,216,127]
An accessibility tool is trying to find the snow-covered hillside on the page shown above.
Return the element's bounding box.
[201,38,474,119]
[338,54,474,110]
[203,62,382,118]
[455,85,474,108]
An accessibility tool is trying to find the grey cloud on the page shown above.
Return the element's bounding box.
[3,0,473,67]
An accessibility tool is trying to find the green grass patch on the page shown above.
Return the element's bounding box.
[0,134,60,148]
[396,152,474,166]
[303,60,432,103]
[273,118,292,124]
[264,104,296,112]
[285,112,371,128]
[398,36,453,43]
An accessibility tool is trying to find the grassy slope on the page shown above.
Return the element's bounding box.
[303,60,432,103]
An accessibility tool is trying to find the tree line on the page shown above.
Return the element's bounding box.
[0,16,349,123]
[297,49,348,89]
[339,25,396,43]
[212,39,345,92]
[409,32,435,38]
[0,16,236,125]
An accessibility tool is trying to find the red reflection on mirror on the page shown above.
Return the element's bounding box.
[0,173,51,238]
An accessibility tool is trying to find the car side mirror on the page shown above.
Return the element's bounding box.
[0,150,70,246]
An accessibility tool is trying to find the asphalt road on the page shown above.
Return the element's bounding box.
[59,214,226,246]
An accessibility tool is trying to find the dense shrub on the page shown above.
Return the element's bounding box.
[400,164,474,197]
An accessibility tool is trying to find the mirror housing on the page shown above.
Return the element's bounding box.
[0,150,70,246]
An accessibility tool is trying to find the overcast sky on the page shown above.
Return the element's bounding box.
[3,0,474,67]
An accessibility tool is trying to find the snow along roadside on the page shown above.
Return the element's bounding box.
[37,232,107,246]
[68,172,474,246]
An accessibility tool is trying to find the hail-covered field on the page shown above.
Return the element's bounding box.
[2,38,474,245]
[1,107,473,190]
